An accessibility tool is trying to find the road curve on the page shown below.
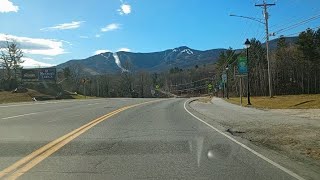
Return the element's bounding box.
[0,98,299,179]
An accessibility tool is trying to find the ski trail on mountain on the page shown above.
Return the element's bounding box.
[112,52,129,72]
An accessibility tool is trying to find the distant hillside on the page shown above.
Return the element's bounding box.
[265,36,298,49]
[57,46,226,75]
[56,37,298,75]
[234,36,298,53]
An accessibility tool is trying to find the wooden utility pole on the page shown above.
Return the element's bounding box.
[255,0,275,98]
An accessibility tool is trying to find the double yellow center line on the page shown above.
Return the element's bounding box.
[0,99,163,179]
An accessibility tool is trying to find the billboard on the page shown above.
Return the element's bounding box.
[21,69,39,80]
[39,68,56,81]
[22,68,56,81]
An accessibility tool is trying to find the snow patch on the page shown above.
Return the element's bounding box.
[99,52,129,72]
[181,49,194,55]
[112,52,129,72]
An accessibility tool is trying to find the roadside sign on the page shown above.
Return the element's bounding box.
[22,68,56,81]
[222,73,227,83]
[151,89,156,95]
[38,68,56,81]
[219,82,223,90]
[155,85,160,90]
[238,56,248,75]
[22,69,38,80]
[208,83,213,90]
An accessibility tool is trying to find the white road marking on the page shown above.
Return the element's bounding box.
[183,100,305,180]
[2,112,39,120]
[0,99,104,108]
[88,103,102,106]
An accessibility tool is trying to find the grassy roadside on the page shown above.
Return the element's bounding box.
[0,90,97,104]
[70,94,97,99]
[225,94,320,109]
[0,90,46,104]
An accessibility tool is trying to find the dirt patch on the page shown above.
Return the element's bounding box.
[196,96,213,103]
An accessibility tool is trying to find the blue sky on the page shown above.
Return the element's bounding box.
[0,0,319,67]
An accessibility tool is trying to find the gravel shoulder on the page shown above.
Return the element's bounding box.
[190,97,320,179]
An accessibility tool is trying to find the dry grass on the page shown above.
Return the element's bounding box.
[0,90,97,104]
[70,94,97,99]
[226,94,320,109]
[0,89,47,104]
[197,96,213,103]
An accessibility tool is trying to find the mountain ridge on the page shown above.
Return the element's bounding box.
[56,36,298,75]
[57,46,226,75]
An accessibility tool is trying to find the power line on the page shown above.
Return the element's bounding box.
[170,77,212,87]
[284,26,320,37]
[274,13,320,34]
[174,85,208,92]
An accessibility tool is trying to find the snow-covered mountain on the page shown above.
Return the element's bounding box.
[57,46,226,74]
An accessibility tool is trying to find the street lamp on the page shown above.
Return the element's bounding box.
[231,14,273,98]
[245,39,252,105]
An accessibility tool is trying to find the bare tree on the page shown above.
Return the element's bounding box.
[0,40,24,81]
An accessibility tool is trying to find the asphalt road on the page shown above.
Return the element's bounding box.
[0,98,302,180]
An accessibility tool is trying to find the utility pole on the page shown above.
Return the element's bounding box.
[255,0,275,98]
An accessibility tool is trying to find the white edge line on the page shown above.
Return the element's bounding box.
[2,112,39,120]
[183,100,305,180]
[0,99,103,108]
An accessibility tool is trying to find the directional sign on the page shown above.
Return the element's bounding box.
[155,85,160,90]
[208,83,213,90]
[238,56,248,75]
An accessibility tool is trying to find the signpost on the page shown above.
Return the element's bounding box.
[236,56,248,105]
[81,78,89,99]
[207,83,213,94]
[22,68,57,82]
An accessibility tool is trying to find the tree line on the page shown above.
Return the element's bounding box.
[215,27,320,97]
[59,63,215,98]
[1,27,319,98]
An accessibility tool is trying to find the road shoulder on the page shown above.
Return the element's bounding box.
[187,98,320,180]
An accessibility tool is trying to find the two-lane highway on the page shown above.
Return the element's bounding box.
[0,98,303,179]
